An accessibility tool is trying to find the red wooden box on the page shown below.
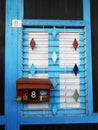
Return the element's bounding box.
[16,78,50,103]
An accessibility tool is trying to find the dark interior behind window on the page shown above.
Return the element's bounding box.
[24,0,83,20]
[0,125,5,130]
[0,0,5,115]
[20,124,98,130]
[91,0,98,112]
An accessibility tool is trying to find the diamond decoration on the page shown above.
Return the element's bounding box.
[73,38,78,50]
[51,76,58,89]
[52,52,57,64]
[52,105,57,115]
[73,89,79,102]
[51,27,57,38]
[73,64,79,76]
[30,64,36,76]
[30,38,36,50]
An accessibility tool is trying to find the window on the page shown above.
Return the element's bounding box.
[24,0,83,20]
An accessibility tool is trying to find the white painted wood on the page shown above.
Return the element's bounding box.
[59,32,80,68]
[28,103,49,110]
[28,61,48,68]
[29,48,48,54]
[29,54,48,59]
[60,54,80,59]
[60,73,80,109]
[66,103,80,109]
[28,73,48,79]
[27,32,49,110]
[60,48,79,53]
[60,60,80,67]
[60,73,80,78]
[28,32,48,68]
[28,74,49,110]
[60,91,66,96]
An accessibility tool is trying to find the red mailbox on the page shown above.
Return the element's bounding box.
[16,78,50,103]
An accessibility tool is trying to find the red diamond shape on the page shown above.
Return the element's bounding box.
[73,39,78,50]
[30,38,36,50]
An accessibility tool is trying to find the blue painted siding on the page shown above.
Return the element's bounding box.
[1,0,97,129]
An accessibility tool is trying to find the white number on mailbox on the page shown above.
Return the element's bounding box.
[31,91,36,98]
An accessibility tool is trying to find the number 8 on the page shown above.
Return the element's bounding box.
[31,91,36,98]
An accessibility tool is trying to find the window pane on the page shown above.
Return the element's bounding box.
[24,0,83,20]
[20,124,98,130]
[0,0,5,115]
[91,0,98,112]
[0,125,5,130]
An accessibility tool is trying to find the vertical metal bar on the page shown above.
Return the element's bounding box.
[17,0,24,128]
[83,0,93,115]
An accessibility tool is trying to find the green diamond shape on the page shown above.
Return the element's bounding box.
[73,89,79,102]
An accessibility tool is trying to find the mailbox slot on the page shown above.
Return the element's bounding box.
[16,78,50,103]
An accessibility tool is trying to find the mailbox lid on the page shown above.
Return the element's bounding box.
[16,78,51,89]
